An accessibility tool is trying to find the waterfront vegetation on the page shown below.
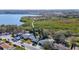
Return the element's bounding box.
[20,16,79,33]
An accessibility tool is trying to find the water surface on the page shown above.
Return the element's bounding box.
[0,14,40,25]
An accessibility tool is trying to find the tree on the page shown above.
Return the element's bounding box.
[66,36,79,49]
[20,17,34,30]
[20,17,32,26]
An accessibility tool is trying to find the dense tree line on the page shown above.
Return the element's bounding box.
[0,24,23,33]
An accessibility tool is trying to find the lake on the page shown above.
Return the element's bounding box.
[0,14,40,25]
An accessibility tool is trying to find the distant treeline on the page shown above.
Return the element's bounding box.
[0,24,23,33]
[0,10,79,17]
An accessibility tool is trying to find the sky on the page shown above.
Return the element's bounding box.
[0,0,78,9]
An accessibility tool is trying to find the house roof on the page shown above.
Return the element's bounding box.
[0,43,12,49]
